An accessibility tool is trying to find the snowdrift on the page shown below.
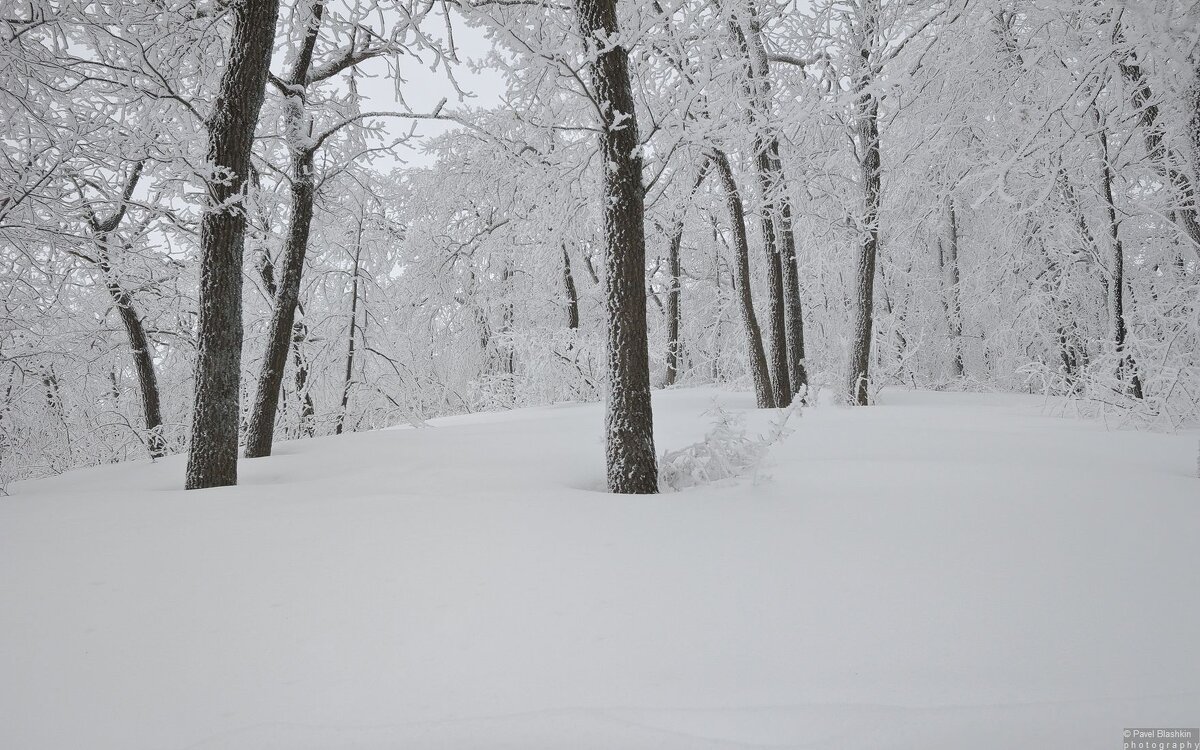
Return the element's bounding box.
[2,388,1197,749]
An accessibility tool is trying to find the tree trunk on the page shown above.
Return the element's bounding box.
[576,0,658,494]
[186,0,279,489]
[1119,42,1200,258]
[777,193,808,396]
[713,150,775,409]
[336,220,363,435]
[562,244,580,330]
[663,159,711,387]
[848,90,881,406]
[941,200,964,379]
[99,247,166,458]
[84,161,166,460]
[244,0,326,457]
[255,247,315,436]
[727,0,803,404]
[664,223,683,387]
[1095,114,1144,399]
[244,147,317,457]
[290,318,315,437]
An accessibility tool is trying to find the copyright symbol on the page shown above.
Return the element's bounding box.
[1125,730,1132,738]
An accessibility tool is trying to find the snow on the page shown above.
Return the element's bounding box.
[2,387,1197,749]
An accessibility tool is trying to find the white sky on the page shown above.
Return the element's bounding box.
[354,18,505,170]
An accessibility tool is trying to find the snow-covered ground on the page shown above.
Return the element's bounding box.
[2,387,1197,749]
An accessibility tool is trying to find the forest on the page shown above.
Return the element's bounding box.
[2,0,1197,490]
[2,2,1200,748]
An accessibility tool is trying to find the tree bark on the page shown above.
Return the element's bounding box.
[576,0,657,493]
[848,89,881,406]
[941,200,964,379]
[727,0,804,404]
[99,244,167,458]
[1119,43,1200,258]
[244,2,324,458]
[713,150,774,409]
[186,0,279,489]
[83,161,167,459]
[336,218,363,435]
[663,159,711,387]
[562,244,580,330]
[664,224,683,387]
[1095,113,1144,399]
[244,147,316,457]
[777,193,808,396]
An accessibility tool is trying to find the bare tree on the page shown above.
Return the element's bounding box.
[576,0,658,493]
[712,149,774,409]
[186,0,280,489]
[76,161,167,458]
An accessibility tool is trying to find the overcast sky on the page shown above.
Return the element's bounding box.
[355,17,505,170]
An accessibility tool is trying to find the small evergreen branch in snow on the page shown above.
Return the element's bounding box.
[659,401,800,491]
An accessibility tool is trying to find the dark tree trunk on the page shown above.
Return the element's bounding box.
[576,0,658,494]
[562,244,580,330]
[664,226,683,387]
[245,146,317,457]
[724,0,799,406]
[713,150,774,409]
[500,262,516,405]
[1096,117,1144,399]
[777,191,808,396]
[290,319,315,437]
[101,252,167,458]
[84,161,166,459]
[255,248,316,438]
[848,90,881,406]
[663,160,711,387]
[186,0,279,489]
[244,0,324,458]
[755,152,791,408]
[336,220,363,435]
[941,200,964,379]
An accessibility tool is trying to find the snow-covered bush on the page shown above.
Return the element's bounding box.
[658,402,799,491]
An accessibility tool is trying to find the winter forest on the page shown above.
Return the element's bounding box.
[2,0,1199,748]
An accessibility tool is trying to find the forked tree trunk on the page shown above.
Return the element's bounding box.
[848,90,881,406]
[755,152,791,407]
[713,150,774,409]
[84,161,167,459]
[185,0,279,489]
[255,249,316,436]
[244,0,325,458]
[576,0,658,493]
[244,151,317,457]
[726,0,804,404]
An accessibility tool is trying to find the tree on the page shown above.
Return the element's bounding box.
[243,0,445,457]
[712,149,774,409]
[75,161,168,458]
[576,0,658,493]
[186,0,281,489]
